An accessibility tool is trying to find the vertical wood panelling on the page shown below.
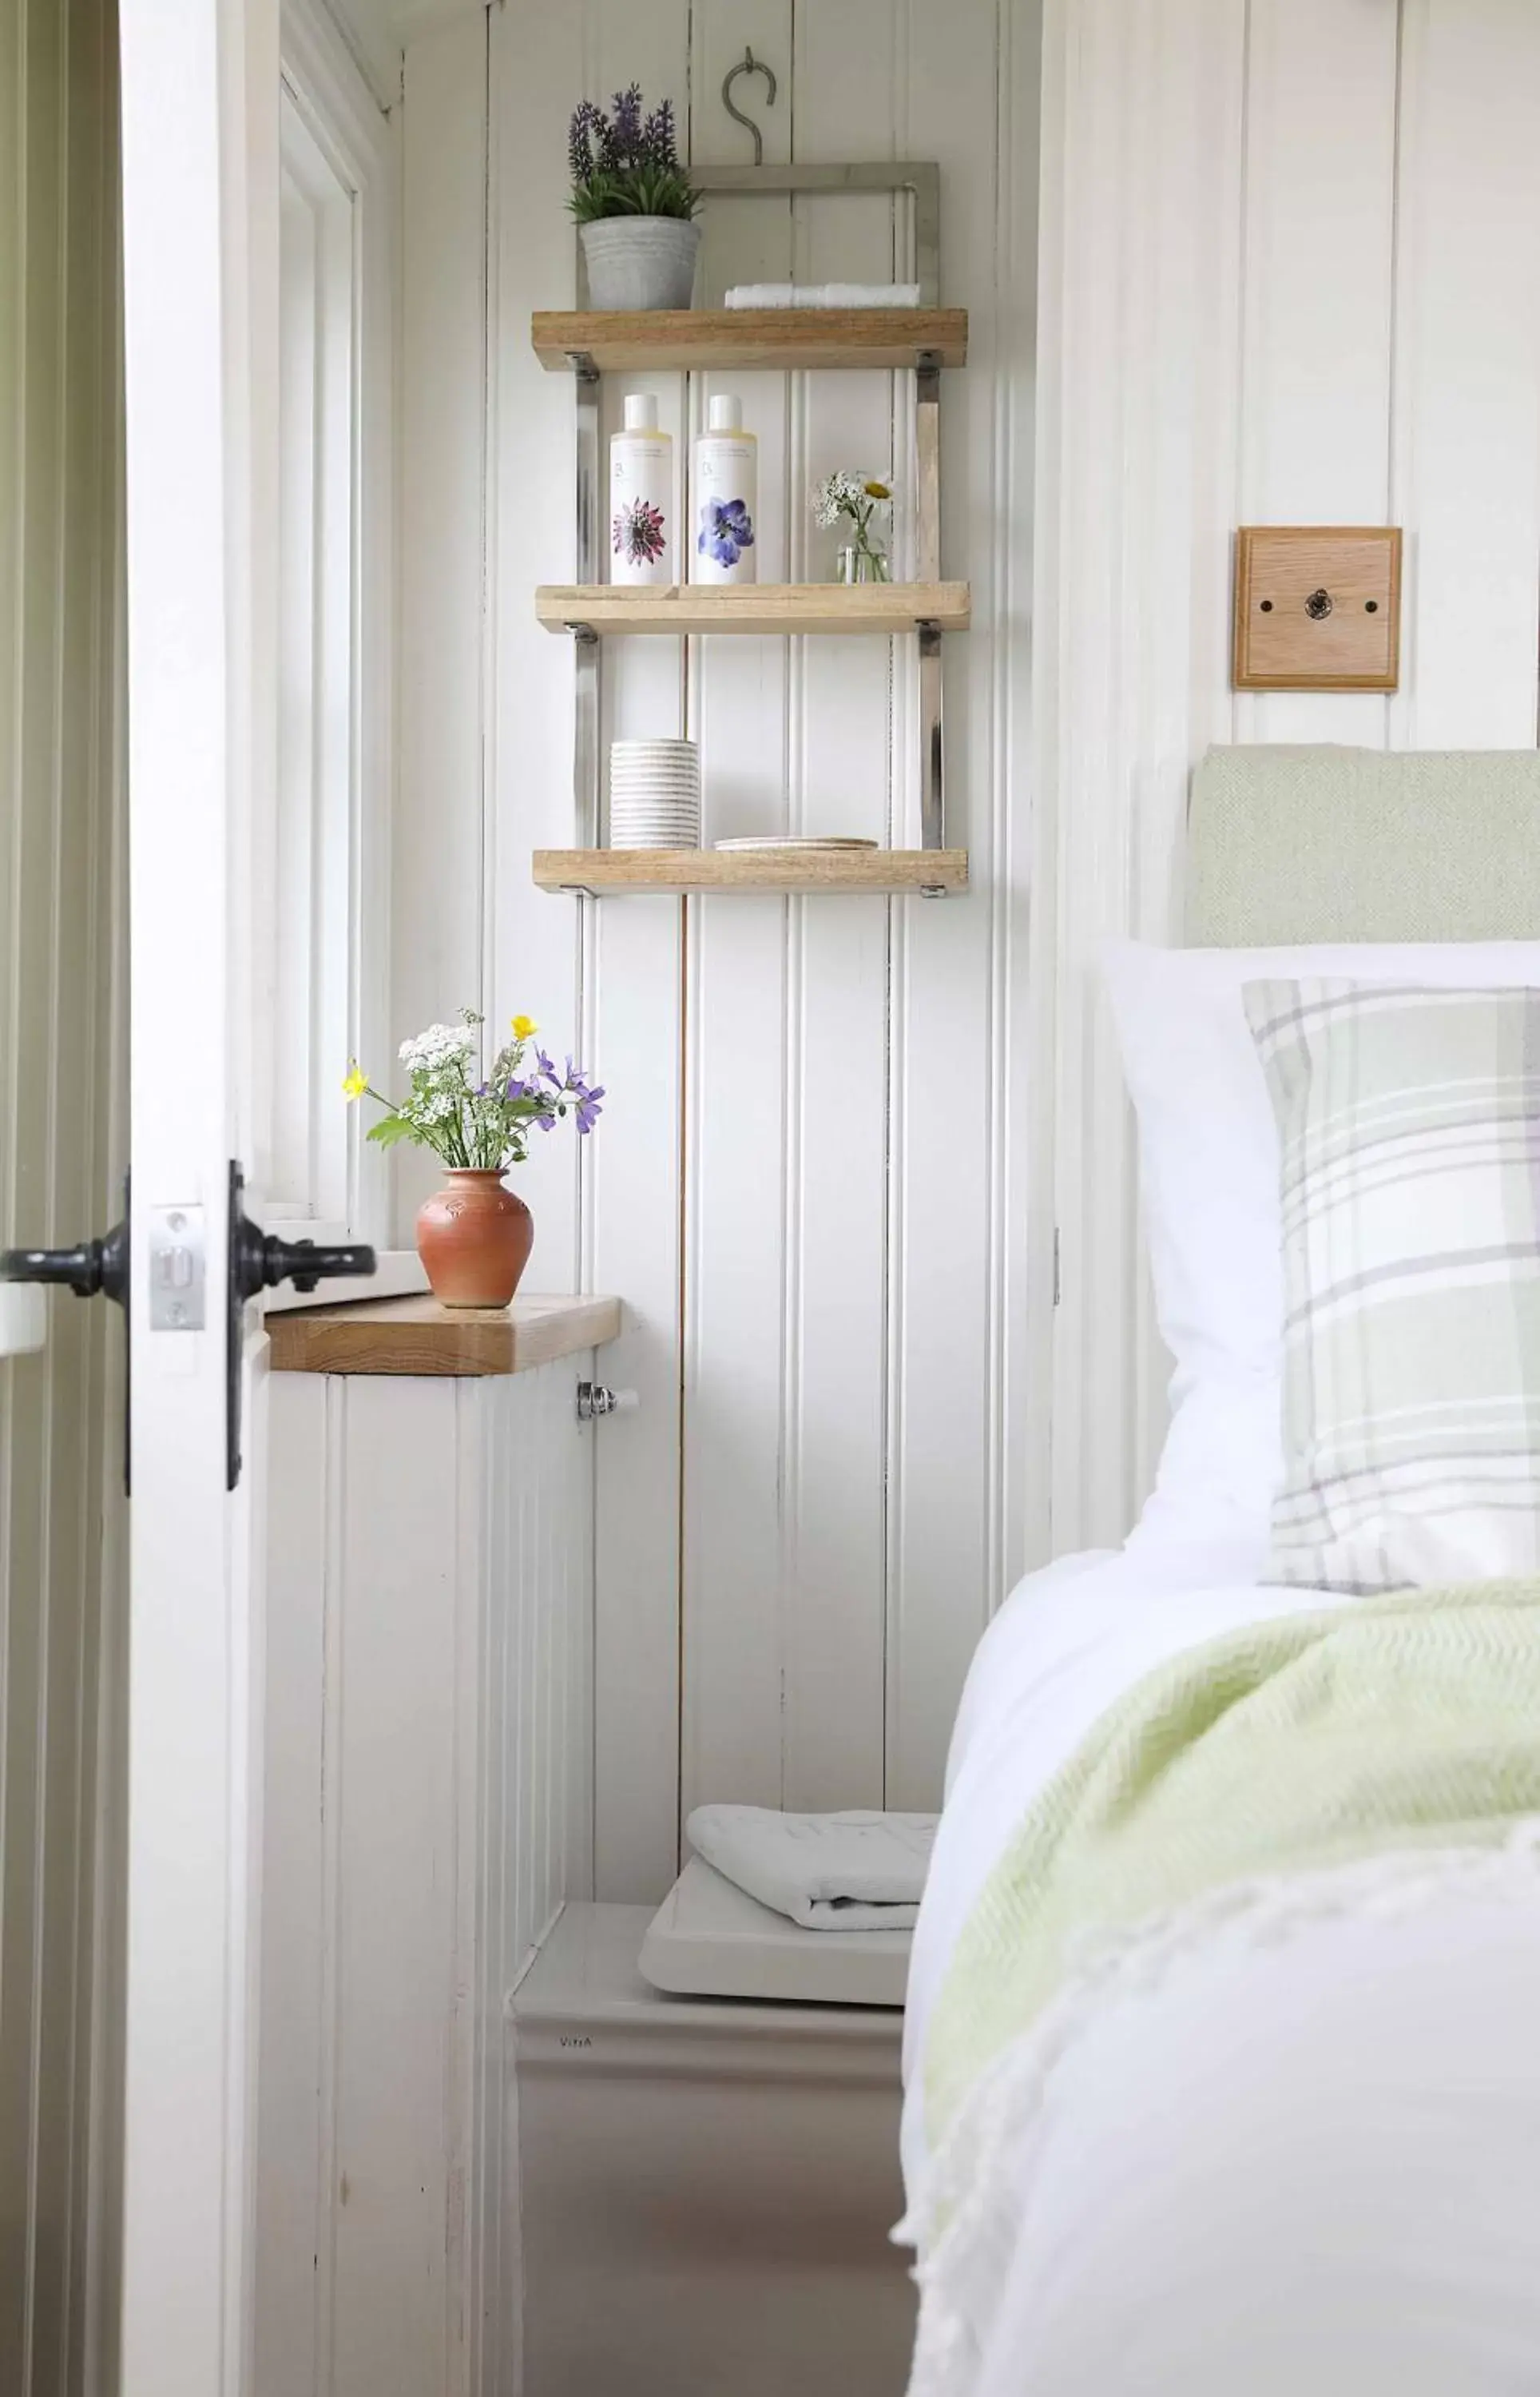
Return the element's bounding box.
[1391,0,1540,750]
[395,20,489,1232]
[1234,0,1399,749]
[574,1,694,1900]
[1042,0,1248,1550]
[1043,0,1540,1551]
[886,0,1040,1808]
[681,0,795,1822]
[0,5,124,2391]
[462,0,1046,1875]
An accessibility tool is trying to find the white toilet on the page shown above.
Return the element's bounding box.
[508,1888,916,2397]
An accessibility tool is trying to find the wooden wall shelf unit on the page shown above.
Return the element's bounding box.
[533,161,970,895]
[531,307,968,374]
[536,582,970,638]
[532,849,970,898]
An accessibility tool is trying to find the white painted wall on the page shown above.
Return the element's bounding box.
[1039,0,1540,1552]
[256,1358,597,2397]
[0,5,128,2387]
[401,0,1044,1902]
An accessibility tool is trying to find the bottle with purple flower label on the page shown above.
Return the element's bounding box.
[610,393,673,586]
[691,393,757,586]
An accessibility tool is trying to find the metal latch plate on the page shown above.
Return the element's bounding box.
[147,1205,207,1331]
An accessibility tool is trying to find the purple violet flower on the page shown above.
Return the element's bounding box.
[698,498,755,567]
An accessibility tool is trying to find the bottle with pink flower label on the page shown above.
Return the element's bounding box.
[609,394,673,586]
[691,394,757,585]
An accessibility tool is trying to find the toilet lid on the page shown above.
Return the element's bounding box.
[639,1858,910,2008]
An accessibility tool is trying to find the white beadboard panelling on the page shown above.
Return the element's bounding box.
[1391,0,1540,750]
[257,1361,596,2397]
[678,3,796,1827]
[886,0,1040,1807]
[385,0,1050,1882]
[1041,0,1249,1551]
[580,0,695,1899]
[0,3,125,2388]
[1042,0,1540,1552]
[395,15,489,1234]
[255,1376,332,2397]
[1234,0,1398,750]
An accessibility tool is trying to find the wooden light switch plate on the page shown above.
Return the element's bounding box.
[1232,526,1402,690]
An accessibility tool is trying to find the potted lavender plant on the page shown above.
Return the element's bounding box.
[569,85,701,312]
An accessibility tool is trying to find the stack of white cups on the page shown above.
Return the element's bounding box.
[609,738,701,849]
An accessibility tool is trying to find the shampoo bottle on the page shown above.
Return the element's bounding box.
[692,394,757,585]
[609,393,673,586]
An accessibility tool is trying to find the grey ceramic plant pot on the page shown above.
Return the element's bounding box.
[580,215,701,311]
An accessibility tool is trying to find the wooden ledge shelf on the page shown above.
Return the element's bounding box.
[536,582,970,637]
[532,307,968,373]
[532,849,969,897]
[268,1292,622,1378]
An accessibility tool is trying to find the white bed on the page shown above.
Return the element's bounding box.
[896,748,1540,2394]
[899,1535,1540,2395]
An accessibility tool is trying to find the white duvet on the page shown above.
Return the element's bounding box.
[899,1535,1540,2395]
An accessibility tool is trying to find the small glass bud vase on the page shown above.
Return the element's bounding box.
[835,543,892,585]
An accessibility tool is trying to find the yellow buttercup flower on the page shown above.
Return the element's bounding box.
[342,1063,368,1102]
[510,1013,538,1041]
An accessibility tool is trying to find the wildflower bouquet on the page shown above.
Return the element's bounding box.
[568,85,700,223]
[812,469,894,580]
[344,1012,603,1172]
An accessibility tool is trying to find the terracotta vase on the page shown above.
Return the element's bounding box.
[415,1170,534,1311]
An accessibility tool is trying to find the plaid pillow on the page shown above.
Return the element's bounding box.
[1244,978,1540,1594]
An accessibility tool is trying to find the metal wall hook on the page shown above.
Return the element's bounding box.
[721,46,776,165]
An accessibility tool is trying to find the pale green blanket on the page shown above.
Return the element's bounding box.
[925,1581,1540,2156]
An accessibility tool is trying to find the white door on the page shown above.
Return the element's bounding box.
[122,6,371,2388]
[0,5,379,2383]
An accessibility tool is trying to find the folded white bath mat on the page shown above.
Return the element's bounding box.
[685,1804,939,1930]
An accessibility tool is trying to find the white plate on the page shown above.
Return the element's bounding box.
[712,836,878,852]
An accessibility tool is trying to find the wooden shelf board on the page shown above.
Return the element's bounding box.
[532,307,968,372]
[268,1291,622,1378]
[532,849,969,897]
[536,582,970,637]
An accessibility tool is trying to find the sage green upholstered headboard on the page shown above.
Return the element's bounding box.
[1185,745,1540,946]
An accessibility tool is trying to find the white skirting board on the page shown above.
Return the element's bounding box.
[256,1356,597,2397]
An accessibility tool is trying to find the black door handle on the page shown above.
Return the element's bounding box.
[232,1222,378,1301]
[2,1191,132,1491]
[1,1218,129,1305]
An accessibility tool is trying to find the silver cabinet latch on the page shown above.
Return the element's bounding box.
[578,1381,639,1421]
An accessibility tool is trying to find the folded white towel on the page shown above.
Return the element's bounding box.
[724,281,923,310]
[686,1804,938,1931]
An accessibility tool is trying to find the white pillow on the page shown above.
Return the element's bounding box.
[1101,936,1540,1550]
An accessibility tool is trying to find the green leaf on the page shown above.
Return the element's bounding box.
[365,1114,419,1151]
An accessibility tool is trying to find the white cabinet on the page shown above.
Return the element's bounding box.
[256,1308,615,2397]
